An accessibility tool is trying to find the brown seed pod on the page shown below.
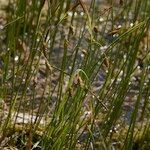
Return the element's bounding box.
[93,26,98,33]
[103,57,110,68]
[69,25,75,35]
[119,0,123,6]
[73,74,84,87]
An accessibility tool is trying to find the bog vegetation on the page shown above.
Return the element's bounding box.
[0,0,149,149]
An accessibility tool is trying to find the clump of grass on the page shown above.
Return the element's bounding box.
[0,0,149,149]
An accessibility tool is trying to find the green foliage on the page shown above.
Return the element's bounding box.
[0,0,149,149]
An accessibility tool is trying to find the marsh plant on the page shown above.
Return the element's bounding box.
[0,0,149,149]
